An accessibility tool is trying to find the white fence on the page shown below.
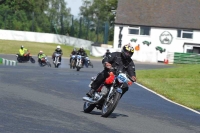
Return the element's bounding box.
[0,29,163,63]
[0,29,93,50]
[166,52,174,64]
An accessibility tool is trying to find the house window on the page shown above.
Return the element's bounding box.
[128,26,150,35]
[140,26,150,35]
[177,29,193,39]
[129,27,139,35]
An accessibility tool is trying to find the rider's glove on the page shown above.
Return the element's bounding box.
[132,76,137,82]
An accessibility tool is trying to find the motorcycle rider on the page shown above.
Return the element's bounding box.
[77,47,88,67]
[69,48,77,64]
[104,49,111,57]
[19,45,28,61]
[86,43,137,98]
[38,50,46,65]
[52,45,63,64]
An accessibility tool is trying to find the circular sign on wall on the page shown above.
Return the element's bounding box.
[159,31,173,44]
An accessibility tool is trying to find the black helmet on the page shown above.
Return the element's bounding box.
[121,44,134,59]
[80,47,83,51]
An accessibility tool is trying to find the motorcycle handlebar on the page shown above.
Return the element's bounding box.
[109,67,135,83]
[126,74,135,82]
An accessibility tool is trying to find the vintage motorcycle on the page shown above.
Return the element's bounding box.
[70,55,77,69]
[40,57,51,67]
[53,53,61,68]
[85,56,93,68]
[82,69,134,117]
[16,51,35,63]
[76,55,84,71]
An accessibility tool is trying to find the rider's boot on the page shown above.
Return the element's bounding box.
[86,89,95,98]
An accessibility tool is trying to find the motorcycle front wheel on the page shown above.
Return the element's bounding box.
[54,61,59,68]
[83,102,96,113]
[77,67,80,71]
[40,62,46,67]
[89,62,93,68]
[30,57,35,63]
[47,62,51,67]
[55,64,59,68]
[101,92,121,117]
[70,59,74,69]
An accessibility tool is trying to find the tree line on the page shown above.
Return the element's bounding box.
[0,0,118,43]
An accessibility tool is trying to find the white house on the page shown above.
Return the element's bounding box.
[113,0,200,63]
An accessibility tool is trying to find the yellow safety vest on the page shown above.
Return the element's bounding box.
[19,48,27,56]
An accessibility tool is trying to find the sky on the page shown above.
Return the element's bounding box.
[66,0,83,16]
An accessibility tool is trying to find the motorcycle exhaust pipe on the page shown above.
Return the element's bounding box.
[82,97,96,104]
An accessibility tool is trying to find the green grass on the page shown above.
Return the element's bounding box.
[0,40,101,59]
[137,64,200,110]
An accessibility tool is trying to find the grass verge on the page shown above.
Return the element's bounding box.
[137,64,200,110]
[0,40,101,60]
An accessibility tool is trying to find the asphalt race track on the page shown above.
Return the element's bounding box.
[0,54,200,133]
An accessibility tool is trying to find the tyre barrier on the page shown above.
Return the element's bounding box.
[0,58,17,66]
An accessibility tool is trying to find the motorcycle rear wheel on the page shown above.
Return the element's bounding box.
[101,92,121,117]
[83,102,96,113]
[17,57,22,63]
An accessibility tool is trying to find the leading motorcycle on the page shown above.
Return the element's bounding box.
[16,51,35,63]
[82,68,134,117]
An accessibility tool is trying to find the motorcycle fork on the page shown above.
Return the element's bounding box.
[106,85,114,102]
[76,59,79,66]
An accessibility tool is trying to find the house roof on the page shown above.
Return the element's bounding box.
[115,0,200,30]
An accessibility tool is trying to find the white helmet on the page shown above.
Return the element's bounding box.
[57,45,61,49]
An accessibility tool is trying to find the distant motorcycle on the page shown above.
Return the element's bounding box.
[70,55,77,69]
[83,68,135,117]
[16,51,35,63]
[76,55,84,71]
[53,53,61,68]
[40,57,51,67]
[85,56,93,68]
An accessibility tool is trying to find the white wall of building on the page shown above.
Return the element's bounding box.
[113,25,200,62]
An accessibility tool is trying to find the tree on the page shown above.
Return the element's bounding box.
[0,0,6,5]
[80,0,118,42]
[46,0,70,34]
